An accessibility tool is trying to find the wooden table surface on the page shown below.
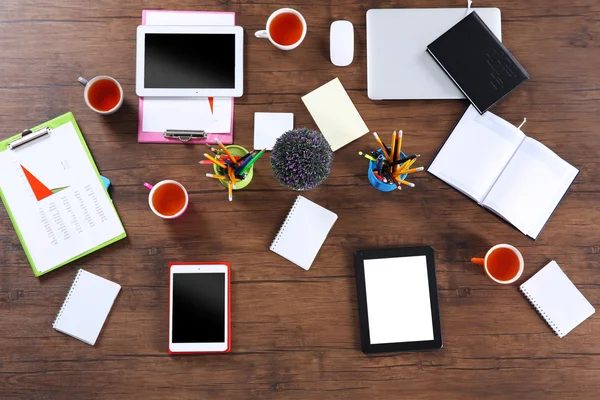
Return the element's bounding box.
[1,0,599,398]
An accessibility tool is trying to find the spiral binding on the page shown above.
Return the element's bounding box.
[520,286,564,337]
[270,196,302,251]
[53,269,83,328]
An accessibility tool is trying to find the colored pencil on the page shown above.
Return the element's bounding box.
[373,132,392,161]
[238,148,265,176]
[358,151,378,162]
[204,153,226,169]
[215,138,239,166]
[228,181,233,201]
[205,143,219,154]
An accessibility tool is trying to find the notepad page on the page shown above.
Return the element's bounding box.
[520,261,594,338]
[301,78,369,152]
[482,137,578,239]
[54,270,121,345]
[0,122,126,273]
[428,106,525,203]
[270,196,338,270]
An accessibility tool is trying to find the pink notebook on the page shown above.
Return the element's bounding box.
[138,10,235,144]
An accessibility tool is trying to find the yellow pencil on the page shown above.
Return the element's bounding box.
[206,173,228,180]
[204,153,227,169]
[390,131,397,164]
[373,132,392,161]
[228,180,233,201]
[398,179,415,187]
[215,138,239,166]
[400,158,417,173]
[403,167,424,174]
[395,130,403,171]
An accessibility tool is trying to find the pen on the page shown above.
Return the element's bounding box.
[376,155,384,175]
[204,153,227,169]
[238,148,265,176]
[358,151,378,163]
[215,138,239,166]
[373,132,392,162]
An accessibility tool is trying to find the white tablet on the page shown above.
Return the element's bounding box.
[169,263,231,354]
[136,25,244,97]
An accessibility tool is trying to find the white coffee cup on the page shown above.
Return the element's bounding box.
[77,75,124,115]
[255,8,307,51]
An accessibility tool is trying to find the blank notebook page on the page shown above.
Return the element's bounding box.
[53,269,121,345]
[520,261,594,338]
[428,106,525,203]
[270,196,338,270]
[483,137,579,238]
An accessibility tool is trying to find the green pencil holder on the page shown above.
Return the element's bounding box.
[213,145,254,190]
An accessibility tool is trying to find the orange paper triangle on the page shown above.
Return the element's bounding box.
[21,165,53,201]
[208,97,214,114]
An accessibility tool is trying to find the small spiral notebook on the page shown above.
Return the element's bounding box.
[54,269,121,345]
[270,196,338,270]
[520,261,594,338]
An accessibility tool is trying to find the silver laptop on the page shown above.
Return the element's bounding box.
[367,8,502,100]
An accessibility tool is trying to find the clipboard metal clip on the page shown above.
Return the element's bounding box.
[8,127,51,150]
[163,130,208,142]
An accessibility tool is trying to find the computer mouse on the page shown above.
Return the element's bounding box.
[330,20,354,67]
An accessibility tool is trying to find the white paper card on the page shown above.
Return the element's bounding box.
[254,112,294,150]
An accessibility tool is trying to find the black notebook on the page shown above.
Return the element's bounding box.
[427,11,530,114]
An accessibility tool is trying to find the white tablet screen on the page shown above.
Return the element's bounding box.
[363,255,434,344]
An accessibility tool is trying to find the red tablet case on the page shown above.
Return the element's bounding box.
[168,262,231,355]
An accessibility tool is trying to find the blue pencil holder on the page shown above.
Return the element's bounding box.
[368,150,408,192]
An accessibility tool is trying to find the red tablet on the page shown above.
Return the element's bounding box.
[168,262,231,354]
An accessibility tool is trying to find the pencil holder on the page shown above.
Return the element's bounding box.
[368,149,407,192]
[214,145,254,190]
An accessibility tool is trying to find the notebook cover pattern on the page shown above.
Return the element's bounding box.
[427,11,530,114]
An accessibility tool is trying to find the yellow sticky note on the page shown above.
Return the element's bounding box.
[302,78,370,151]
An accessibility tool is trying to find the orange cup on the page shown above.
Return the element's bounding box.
[471,244,524,284]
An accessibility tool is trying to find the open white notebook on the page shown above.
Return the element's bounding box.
[521,261,594,338]
[270,196,338,270]
[53,269,121,345]
[428,106,578,239]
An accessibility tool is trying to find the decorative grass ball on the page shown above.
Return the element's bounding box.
[270,128,333,190]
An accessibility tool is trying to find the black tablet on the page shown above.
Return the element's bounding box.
[355,246,442,354]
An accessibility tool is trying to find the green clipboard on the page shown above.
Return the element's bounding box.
[0,112,127,277]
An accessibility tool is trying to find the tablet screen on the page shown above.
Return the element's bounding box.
[172,273,225,343]
[363,255,434,344]
[144,33,236,89]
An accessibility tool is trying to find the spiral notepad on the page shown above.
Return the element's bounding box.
[270,196,338,270]
[520,261,594,338]
[54,269,121,345]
